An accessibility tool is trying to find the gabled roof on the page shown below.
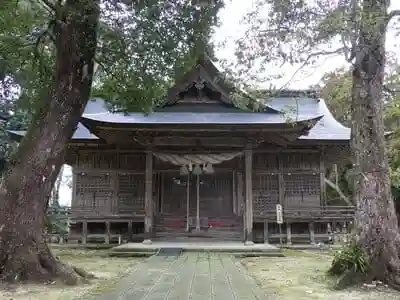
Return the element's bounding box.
[82,110,320,125]
[7,98,106,142]
[7,58,351,143]
[263,95,350,140]
[159,57,280,114]
[7,122,98,141]
[8,96,349,142]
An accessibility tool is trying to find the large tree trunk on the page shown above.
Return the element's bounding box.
[0,0,99,284]
[351,0,400,288]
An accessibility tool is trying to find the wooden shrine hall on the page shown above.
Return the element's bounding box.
[9,57,355,245]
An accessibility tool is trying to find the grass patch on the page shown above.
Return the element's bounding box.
[0,248,141,300]
[240,250,399,300]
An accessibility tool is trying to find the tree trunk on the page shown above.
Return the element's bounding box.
[351,0,400,287]
[0,0,99,284]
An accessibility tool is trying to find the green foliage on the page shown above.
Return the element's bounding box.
[327,242,371,288]
[328,242,370,276]
[313,69,352,127]
[0,0,224,116]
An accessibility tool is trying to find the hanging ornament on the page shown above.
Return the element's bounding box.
[203,163,214,174]
[180,165,189,176]
[192,164,202,175]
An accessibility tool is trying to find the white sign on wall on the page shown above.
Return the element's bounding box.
[276,204,283,224]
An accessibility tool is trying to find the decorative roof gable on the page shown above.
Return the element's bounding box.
[158,57,279,113]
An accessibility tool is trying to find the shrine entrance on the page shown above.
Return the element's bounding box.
[160,171,234,232]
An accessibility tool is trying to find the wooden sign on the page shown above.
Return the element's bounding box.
[276,204,283,224]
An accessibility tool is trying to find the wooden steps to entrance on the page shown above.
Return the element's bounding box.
[154,214,243,241]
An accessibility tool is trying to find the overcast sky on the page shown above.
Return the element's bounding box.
[58,0,400,206]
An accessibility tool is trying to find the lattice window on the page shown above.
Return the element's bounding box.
[74,173,112,210]
[284,174,320,207]
[77,152,95,168]
[252,174,279,213]
[253,154,278,171]
[117,173,145,213]
[118,153,146,170]
[281,153,319,170]
[92,153,118,169]
[301,153,319,170]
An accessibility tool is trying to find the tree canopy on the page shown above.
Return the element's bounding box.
[0,0,223,113]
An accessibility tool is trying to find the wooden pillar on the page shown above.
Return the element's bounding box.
[143,151,153,244]
[82,220,87,244]
[237,172,244,215]
[196,174,200,232]
[111,171,119,214]
[263,221,269,244]
[105,221,110,244]
[309,221,316,245]
[128,220,133,242]
[160,173,164,213]
[186,173,190,231]
[244,149,254,245]
[278,156,285,206]
[320,149,326,207]
[232,171,237,215]
[286,222,292,245]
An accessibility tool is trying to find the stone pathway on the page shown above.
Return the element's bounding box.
[93,252,272,300]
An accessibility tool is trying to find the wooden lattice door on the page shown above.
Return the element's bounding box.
[199,172,233,217]
[161,172,187,216]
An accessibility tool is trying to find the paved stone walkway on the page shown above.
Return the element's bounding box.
[94,252,272,300]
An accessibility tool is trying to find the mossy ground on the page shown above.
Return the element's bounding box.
[0,247,141,300]
[240,249,399,300]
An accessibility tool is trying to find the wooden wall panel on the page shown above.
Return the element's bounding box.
[281,153,319,171]
[253,154,278,171]
[76,151,145,170]
[117,173,145,214]
[118,153,146,170]
[252,174,279,214]
[73,172,113,214]
[283,174,320,208]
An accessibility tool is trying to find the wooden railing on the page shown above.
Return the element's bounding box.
[254,205,355,219]
[69,205,144,217]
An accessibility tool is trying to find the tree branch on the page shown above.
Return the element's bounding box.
[278,48,346,91]
[324,178,352,205]
[38,0,56,12]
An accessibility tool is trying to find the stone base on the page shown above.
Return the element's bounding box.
[244,241,254,246]
[142,239,152,245]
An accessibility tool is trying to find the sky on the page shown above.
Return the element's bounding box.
[57,0,400,206]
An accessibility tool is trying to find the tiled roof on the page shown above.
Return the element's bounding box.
[8,96,350,142]
[7,122,99,141]
[6,98,108,141]
[82,110,321,125]
[264,96,350,140]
